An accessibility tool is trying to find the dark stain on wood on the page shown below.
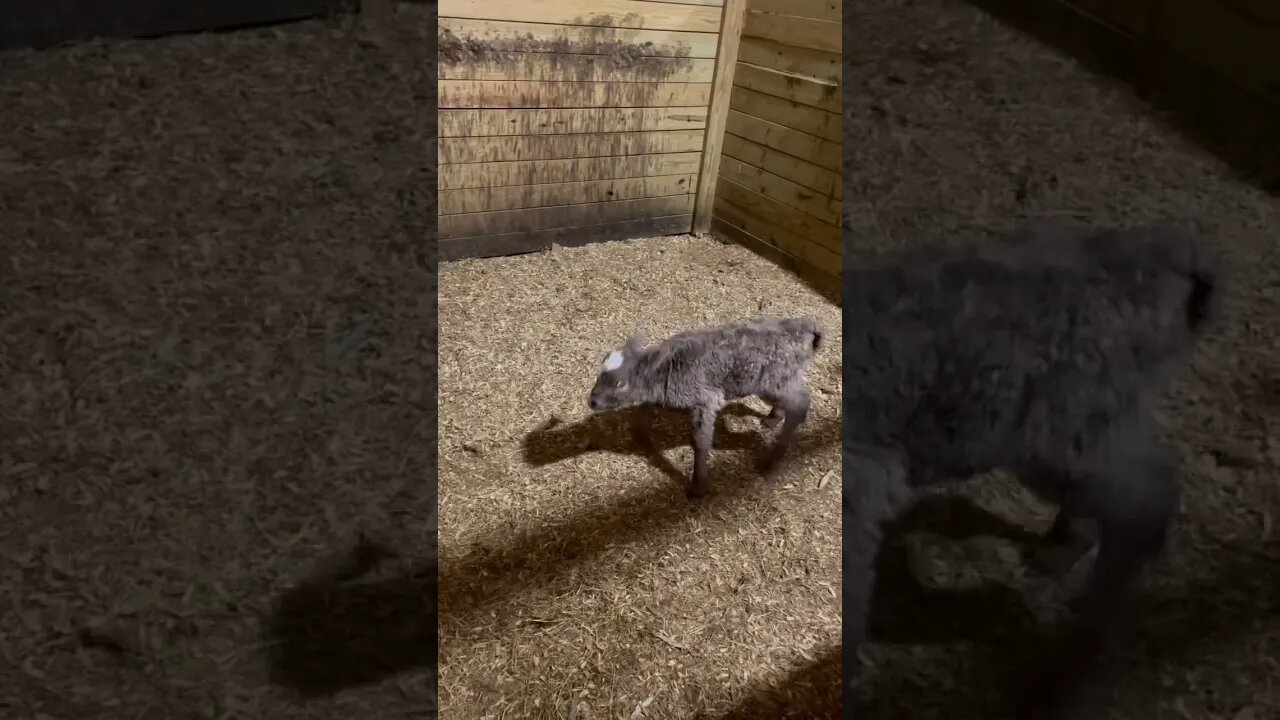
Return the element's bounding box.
[439,13,694,76]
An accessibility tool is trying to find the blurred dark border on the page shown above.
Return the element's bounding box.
[0,0,439,52]
[965,0,1280,193]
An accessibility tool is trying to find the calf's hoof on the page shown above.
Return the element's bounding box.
[762,414,783,429]
[687,479,709,499]
[757,448,789,477]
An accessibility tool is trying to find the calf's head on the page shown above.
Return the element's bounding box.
[588,333,646,412]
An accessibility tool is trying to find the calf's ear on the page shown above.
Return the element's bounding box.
[624,332,646,355]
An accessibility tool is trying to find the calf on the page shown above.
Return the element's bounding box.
[588,316,824,498]
[842,219,1224,666]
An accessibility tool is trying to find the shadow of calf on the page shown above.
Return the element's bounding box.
[522,402,773,484]
[262,537,438,703]
[260,414,841,701]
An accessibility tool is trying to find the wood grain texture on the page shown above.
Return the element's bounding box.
[1160,0,1280,103]
[440,129,707,163]
[439,52,716,82]
[719,156,839,224]
[729,86,841,142]
[746,0,839,21]
[738,35,840,83]
[438,0,723,33]
[732,61,839,112]
[441,152,704,189]
[711,217,839,300]
[693,0,746,234]
[440,174,696,214]
[722,132,840,197]
[714,201,840,272]
[439,107,708,137]
[725,110,840,171]
[441,194,696,238]
[742,10,840,54]
[1105,0,1156,38]
[441,215,694,261]
[715,177,839,252]
[438,18,721,58]
[439,80,713,108]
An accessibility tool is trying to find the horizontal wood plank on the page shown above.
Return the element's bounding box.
[439,80,713,108]
[722,132,840,197]
[1160,0,1280,103]
[730,86,841,142]
[441,152,704,189]
[738,35,840,83]
[438,0,723,33]
[441,215,693,261]
[1105,0,1156,38]
[719,156,839,224]
[713,198,839,270]
[732,61,839,112]
[715,177,839,252]
[711,217,840,301]
[440,129,706,163]
[441,194,696,238]
[746,0,839,21]
[439,107,708,137]
[439,51,716,82]
[440,174,696,214]
[438,18,720,58]
[660,0,724,6]
[725,110,840,171]
[742,10,840,54]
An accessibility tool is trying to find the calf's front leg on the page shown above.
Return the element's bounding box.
[689,406,718,498]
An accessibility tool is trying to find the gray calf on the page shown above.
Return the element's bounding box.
[588,316,824,498]
[843,220,1224,665]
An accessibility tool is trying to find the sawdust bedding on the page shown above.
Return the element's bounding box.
[438,235,844,719]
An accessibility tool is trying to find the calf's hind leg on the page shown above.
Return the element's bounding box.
[1030,500,1100,578]
[759,387,811,475]
[1068,447,1180,629]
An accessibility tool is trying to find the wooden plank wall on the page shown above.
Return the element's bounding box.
[970,0,1280,187]
[1101,0,1280,106]
[438,0,728,260]
[708,0,842,296]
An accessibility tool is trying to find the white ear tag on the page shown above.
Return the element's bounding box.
[603,350,624,371]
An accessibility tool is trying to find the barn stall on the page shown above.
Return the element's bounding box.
[1,3,439,718]
[846,1,1279,718]
[437,0,843,717]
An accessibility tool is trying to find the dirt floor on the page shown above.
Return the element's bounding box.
[0,7,439,720]
[846,1,1279,719]
[436,235,843,719]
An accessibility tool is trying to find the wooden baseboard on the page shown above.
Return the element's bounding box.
[711,217,841,304]
[439,215,693,262]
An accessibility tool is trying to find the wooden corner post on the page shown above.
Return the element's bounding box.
[692,0,746,235]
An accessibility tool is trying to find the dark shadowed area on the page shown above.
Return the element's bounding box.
[845,1,1278,718]
[0,5,438,718]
